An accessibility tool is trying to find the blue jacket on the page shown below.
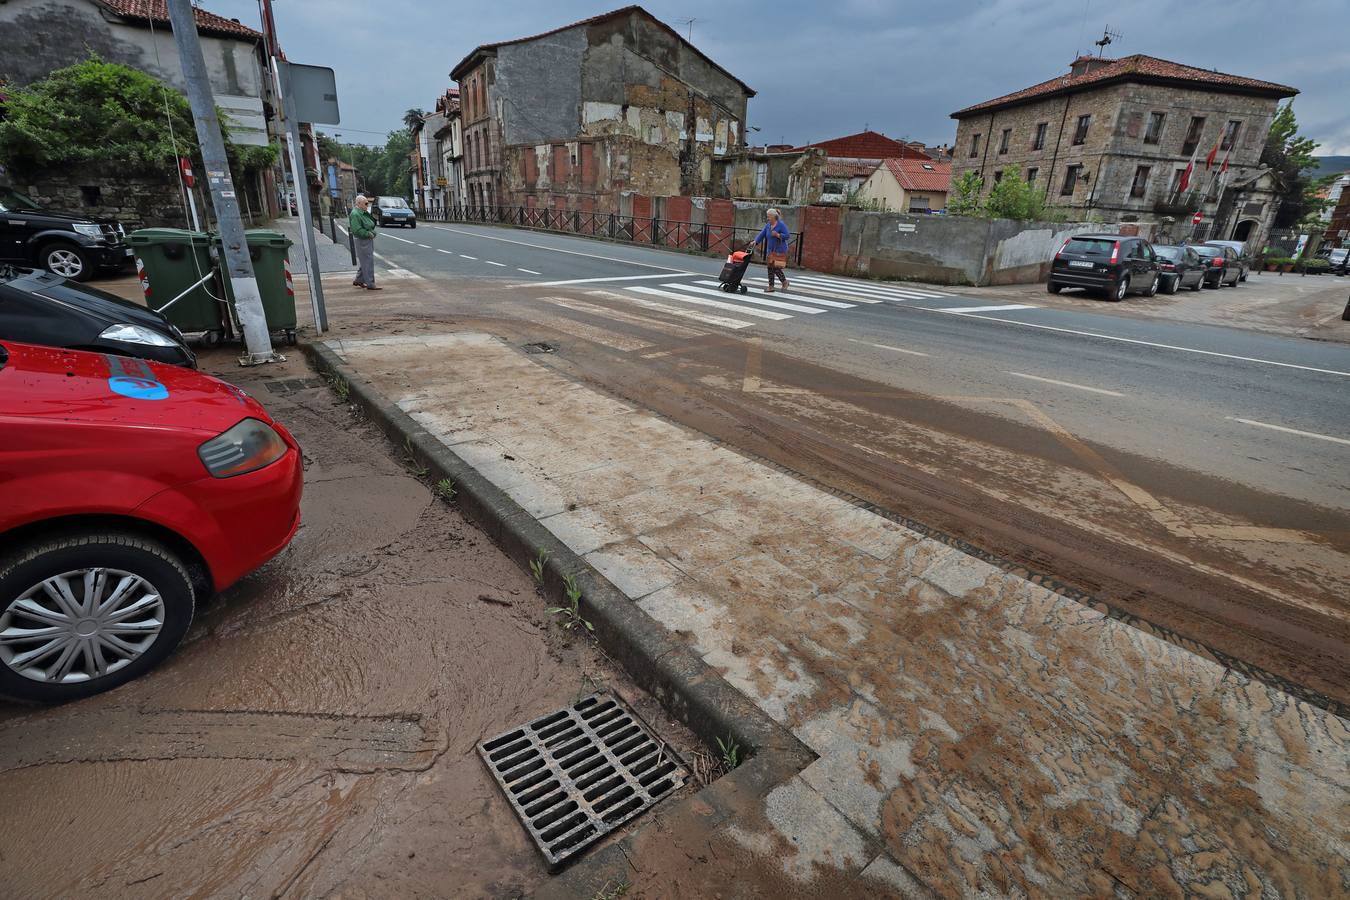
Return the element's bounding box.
[755,220,790,254]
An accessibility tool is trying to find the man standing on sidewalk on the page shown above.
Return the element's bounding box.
[349,194,381,290]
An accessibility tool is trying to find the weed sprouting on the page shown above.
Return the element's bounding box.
[436,477,457,500]
[548,573,593,632]
[716,735,740,771]
[529,548,550,585]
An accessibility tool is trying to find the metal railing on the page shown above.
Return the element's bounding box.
[414,204,806,267]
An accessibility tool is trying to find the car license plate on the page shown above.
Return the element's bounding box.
[1069,260,1093,268]
[125,247,134,256]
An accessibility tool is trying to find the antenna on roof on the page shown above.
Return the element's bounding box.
[676,17,696,41]
[1095,26,1121,56]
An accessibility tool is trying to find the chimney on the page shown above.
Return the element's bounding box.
[1069,55,1113,76]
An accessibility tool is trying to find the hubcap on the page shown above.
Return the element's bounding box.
[46,248,84,278]
[0,568,165,684]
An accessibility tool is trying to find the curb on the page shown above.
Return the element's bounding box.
[300,340,817,892]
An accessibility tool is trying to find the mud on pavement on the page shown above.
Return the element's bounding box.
[0,349,702,898]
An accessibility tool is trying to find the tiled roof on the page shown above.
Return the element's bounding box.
[97,0,262,39]
[882,158,952,192]
[952,54,1297,117]
[794,130,932,160]
[823,160,879,178]
[450,5,754,95]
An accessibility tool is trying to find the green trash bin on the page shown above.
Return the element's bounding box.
[215,230,297,345]
[127,228,226,343]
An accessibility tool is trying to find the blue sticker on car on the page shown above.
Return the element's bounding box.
[109,376,169,400]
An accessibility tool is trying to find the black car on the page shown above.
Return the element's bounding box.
[0,186,133,281]
[1152,245,1206,293]
[1047,234,1161,301]
[0,264,195,367]
[1192,245,1242,288]
[1324,247,1349,275]
[374,196,417,228]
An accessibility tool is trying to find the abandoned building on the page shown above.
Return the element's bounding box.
[950,54,1297,246]
[716,130,934,206]
[448,5,754,217]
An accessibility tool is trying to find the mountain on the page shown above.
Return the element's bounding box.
[1311,156,1350,177]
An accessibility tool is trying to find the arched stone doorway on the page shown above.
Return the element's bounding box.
[1232,219,1258,242]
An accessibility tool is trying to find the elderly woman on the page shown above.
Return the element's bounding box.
[753,208,790,292]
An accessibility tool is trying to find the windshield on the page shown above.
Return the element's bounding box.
[379,197,407,208]
[1154,246,1182,261]
[1193,246,1221,258]
[0,187,44,213]
[1064,238,1116,254]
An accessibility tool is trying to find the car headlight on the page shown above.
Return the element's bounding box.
[99,324,177,347]
[72,223,104,238]
[198,418,288,478]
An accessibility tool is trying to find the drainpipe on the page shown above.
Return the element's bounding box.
[1044,94,1073,202]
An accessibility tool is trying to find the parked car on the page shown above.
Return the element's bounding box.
[1152,245,1206,293]
[0,264,195,367]
[1324,247,1349,275]
[374,196,416,228]
[1203,240,1251,281]
[0,340,303,702]
[1193,245,1243,288]
[1047,233,1161,301]
[0,186,133,282]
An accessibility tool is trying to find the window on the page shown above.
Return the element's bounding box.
[1130,165,1150,198]
[1032,122,1047,151]
[1060,164,1083,196]
[908,195,930,213]
[998,128,1011,154]
[1144,112,1165,144]
[969,132,981,158]
[823,180,846,194]
[1072,115,1091,145]
[992,170,1004,184]
[1221,120,1242,151]
[1025,167,1038,184]
[1169,167,1186,195]
[1182,116,1205,155]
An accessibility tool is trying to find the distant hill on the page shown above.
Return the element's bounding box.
[1311,156,1350,177]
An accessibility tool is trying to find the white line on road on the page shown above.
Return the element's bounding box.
[518,268,542,275]
[1227,417,1350,446]
[937,304,1040,313]
[628,286,791,320]
[590,289,752,329]
[433,225,696,272]
[693,281,858,308]
[847,338,930,357]
[436,248,454,254]
[416,243,431,248]
[668,283,825,313]
[382,234,417,244]
[460,254,477,260]
[920,310,1350,378]
[532,273,685,286]
[485,260,507,267]
[1006,371,1125,397]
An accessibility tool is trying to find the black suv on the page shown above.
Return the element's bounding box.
[1047,234,1161,301]
[0,186,133,281]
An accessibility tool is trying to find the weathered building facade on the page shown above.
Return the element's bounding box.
[449,5,753,215]
[950,55,1297,247]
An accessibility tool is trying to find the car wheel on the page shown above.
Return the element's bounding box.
[1144,274,1160,297]
[0,532,195,703]
[739,285,748,294]
[1111,276,1129,301]
[409,221,417,230]
[1046,281,1062,294]
[40,243,92,281]
[1190,275,1202,292]
[1163,275,1179,295]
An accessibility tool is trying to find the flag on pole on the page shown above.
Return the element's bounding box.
[1219,146,1231,175]
[1177,140,1202,195]
[1205,135,1221,170]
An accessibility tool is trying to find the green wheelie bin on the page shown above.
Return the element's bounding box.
[127,228,227,344]
[216,229,298,345]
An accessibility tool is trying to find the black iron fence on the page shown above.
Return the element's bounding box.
[414,204,806,268]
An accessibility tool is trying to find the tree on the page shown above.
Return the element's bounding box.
[403,108,426,133]
[983,172,1047,221]
[1262,102,1322,229]
[946,171,983,216]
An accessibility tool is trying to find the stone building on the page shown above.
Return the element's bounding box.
[411,91,462,213]
[949,55,1297,247]
[716,130,932,206]
[449,5,753,215]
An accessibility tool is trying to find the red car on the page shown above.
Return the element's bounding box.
[0,341,302,702]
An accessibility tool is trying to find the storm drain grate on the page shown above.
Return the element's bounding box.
[478,691,688,869]
[522,341,558,354]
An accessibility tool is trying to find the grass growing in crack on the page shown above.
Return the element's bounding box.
[401,436,428,476]
[716,735,740,771]
[435,478,457,500]
[591,882,629,900]
[548,573,594,632]
[325,374,350,401]
[528,548,551,585]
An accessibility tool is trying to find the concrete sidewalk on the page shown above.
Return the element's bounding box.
[326,331,1347,897]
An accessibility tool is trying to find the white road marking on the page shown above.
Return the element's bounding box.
[919,310,1350,378]
[791,274,951,298]
[693,281,858,308]
[590,289,752,329]
[1006,371,1125,397]
[382,234,417,244]
[433,225,696,272]
[485,260,507,267]
[753,280,896,304]
[540,295,707,337]
[1227,417,1350,446]
[436,248,454,254]
[518,268,542,275]
[791,274,947,300]
[416,243,432,249]
[527,312,651,352]
[846,338,930,357]
[460,254,477,260]
[667,283,825,313]
[628,286,791,320]
[532,273,684,287]
[937,304,1040,313]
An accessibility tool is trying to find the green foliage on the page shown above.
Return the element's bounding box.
[1262,102,1323,228]
[547,574,593,632]
[404,108,426,132]
[319,130,413,198]
[529,548,551,585]
[715,735,740,771]
[983,172,1048,221]
[842,187,885,211]
[436,478,457,500]
[946,171,984,216]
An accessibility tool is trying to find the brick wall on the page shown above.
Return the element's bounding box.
[800,205,842,272]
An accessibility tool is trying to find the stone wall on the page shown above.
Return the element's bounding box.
[15,167,268,231]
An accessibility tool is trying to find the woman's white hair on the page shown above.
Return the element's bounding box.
[766,207,780,219]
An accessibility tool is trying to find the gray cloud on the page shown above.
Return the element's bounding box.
[208,0,1349,153]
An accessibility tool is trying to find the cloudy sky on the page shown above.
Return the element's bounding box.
[209,0,1350,154]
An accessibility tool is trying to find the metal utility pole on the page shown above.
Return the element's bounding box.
[166,0,277,364]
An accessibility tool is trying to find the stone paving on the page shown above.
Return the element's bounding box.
[329,332,1348,897]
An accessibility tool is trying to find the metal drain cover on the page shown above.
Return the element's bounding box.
[478,691,688,869]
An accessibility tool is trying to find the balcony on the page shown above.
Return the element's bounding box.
[1153,195,1204,216]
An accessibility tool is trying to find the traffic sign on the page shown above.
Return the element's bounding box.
[1192,211,1203,224]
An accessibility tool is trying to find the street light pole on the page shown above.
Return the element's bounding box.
[165,0,277,364]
